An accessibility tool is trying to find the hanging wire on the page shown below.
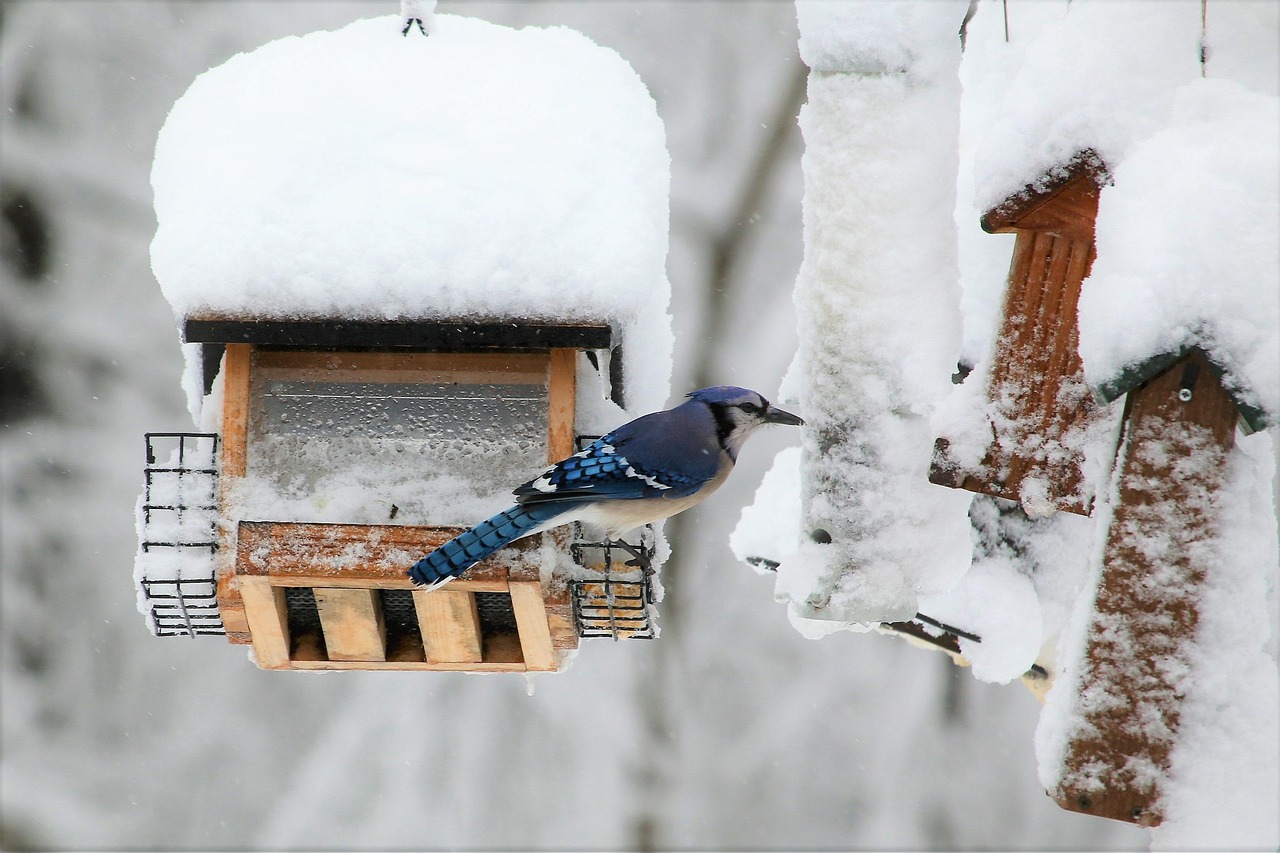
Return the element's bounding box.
[1200,0,1208,77]
[1002,0,1010,43]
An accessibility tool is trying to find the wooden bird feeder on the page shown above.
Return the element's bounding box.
[931,152,1112,517]
[137,317,657,673]
[924,151,1272,827]
[1050,346,1262,826]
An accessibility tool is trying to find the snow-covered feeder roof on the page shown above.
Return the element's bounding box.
[150,14,671,404]
[1078,81,1279,432]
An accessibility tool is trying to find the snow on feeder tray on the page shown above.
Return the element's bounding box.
[135,317,657,672]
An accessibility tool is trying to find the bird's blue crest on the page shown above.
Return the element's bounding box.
[686,385,759,405]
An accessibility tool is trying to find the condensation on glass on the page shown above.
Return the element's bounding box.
[243,351,550,524]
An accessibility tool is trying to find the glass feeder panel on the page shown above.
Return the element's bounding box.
[244,355,550,526]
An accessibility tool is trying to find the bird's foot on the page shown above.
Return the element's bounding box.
[402,17,428,36]
[605,538,653,574]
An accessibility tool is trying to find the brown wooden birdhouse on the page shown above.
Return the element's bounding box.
[931,152,1112,517]
[1048,346,1262,827]
[135,318,657,673]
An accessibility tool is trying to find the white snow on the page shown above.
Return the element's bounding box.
[151,12,674,416]
[777,0,974,626]
[1148,431,1280,849]
[971,0,1203,215]
[1079,79,1280,422]
[729,446,801,575]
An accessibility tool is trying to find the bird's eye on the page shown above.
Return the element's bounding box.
[738,402,761,414]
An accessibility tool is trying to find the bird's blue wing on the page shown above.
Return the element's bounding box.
[514,409,720,504]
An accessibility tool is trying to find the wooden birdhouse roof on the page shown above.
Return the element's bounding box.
[1093,344,1269,434]
[980,150,1109,238]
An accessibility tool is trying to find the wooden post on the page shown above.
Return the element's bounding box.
[238,575,292,670]
[216,344,253,642]
[931,155,1109,516]
[1051,349,1238,826]
[547,347,576,463]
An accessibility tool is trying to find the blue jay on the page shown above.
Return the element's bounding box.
[408,386,803,588]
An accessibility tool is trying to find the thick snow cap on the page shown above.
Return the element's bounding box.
[150,14,672,405]
[1079,81,1279,426]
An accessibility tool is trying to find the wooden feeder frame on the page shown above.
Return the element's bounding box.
[186,317,617,673]
[931,152,1111,516]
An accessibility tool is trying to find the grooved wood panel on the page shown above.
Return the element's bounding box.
[931,170,1106,516]
[1052,351,1237,826]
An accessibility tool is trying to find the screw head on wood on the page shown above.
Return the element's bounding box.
[1178,388,1194,402]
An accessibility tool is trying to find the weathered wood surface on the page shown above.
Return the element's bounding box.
[313,588,387,661]
[931,167,1108,516]
[238,574,291,670]
[216,344,253,643]
[547,347,577,463]
[1052,350,1237,826]
[235,521,537,588]
[510,580,557,671]
[414,588,483,664]
[289,657,528,672]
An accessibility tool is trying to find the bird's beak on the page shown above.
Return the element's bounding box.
[765,406,804,426]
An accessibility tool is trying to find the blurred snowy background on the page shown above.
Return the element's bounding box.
[0,1,1151,849]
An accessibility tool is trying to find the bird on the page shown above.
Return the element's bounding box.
[407,385,804,589]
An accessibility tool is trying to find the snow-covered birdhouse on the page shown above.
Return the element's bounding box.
[930,153,1113,517]
[1049,345,1255,825]
[133,13,674,672]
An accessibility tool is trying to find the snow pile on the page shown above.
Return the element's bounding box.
[796,0,966,75]
[1148,434,1279,849]
[1079,80,1280,423]
[728,446,801,576]
[971,0,1202,215]
[151,13,673,413]
[771,0,973,629]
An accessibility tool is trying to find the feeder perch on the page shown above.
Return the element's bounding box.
[135,317,659,672]
[1050,346,1253,826]
[931,152,1111,517]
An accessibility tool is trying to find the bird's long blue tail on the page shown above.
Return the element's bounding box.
[408,503,568,587]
